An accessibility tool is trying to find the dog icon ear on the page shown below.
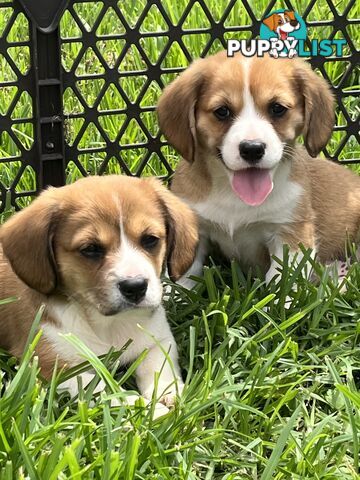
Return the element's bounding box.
[262,14,277,31]
[284,10,299,26]
[286,11,297,21]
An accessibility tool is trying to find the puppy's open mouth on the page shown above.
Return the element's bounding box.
[231,168,273,206]
[279,29,288,40]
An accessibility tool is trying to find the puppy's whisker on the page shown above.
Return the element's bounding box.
[283,145,297,155]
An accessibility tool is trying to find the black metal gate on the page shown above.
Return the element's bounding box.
[0,0,359,214]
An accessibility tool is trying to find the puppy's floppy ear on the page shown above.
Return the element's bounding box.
[295,61,335,157]
[262,14,277,31]
[149,179,198,281]
[0,188,60,294]
[157,59,205,163]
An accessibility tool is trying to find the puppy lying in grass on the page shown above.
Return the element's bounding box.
[0,175,198,411]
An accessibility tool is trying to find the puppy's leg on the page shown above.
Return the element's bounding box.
[59,372,170,418]
[266,244,314,308]
[324,244,360,292]
[266,242,316,284]
[266,222,316,284]
[177,237,207,289]
[325,260,349,293]
[59,372,107,397]
[266,224,316,308]
[136,309,183,408]
[44,336,173,418]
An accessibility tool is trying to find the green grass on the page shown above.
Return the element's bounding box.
[1,252,360,478]
[0,1,360,477]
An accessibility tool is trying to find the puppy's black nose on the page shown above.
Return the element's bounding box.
[239,141,265,163]
[290,20,298,26]
[118,277,148,304]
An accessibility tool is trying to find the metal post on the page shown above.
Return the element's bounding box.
[32,25,66,189]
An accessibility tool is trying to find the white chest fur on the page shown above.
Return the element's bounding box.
[193,162,303,267]
[43,300,168,366]
[42,298,181,405]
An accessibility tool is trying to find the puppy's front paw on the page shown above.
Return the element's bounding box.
[177,276,197,290]
[160,392,178,408]
[144,381,184,408]
[121,394,170,419]
[325,260,349,293]
[58,375,108,398]
[159,381,184,407]
[152,402,170,418]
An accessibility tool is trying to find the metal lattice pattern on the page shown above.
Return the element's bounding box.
[0,0,359,215]
[0,0,36,215]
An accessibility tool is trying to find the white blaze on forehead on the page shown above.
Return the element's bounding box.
[111,192,124,239]
[116,232,151,278]
[220,56,284,172]
[99,195,163,307]
[239,58,263,140]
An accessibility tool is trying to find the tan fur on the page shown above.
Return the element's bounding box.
[158,51,360,271]
[262,13,280,31]
[288,150,360,260]
[147,178,199,280]
[0,175,198,377]
[1,190,59,295]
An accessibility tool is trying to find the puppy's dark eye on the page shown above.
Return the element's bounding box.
[79,244,105,259]
[141,234,159,251]
[214,106,231,121]
[270,102,288,117]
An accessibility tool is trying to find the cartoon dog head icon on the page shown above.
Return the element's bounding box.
[262,11,300,41]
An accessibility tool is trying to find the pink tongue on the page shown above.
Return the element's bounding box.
[231,168,273,206]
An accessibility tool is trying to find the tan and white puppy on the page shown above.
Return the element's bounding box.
[158,52,360,287]
[0,175,198,406]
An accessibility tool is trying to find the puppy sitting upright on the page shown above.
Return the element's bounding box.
[158,52,360,286]
[0,175,198,405]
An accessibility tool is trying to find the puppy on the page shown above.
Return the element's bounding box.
[262,11,300,58]
[158,52,360,287]
[0,175,198,406]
